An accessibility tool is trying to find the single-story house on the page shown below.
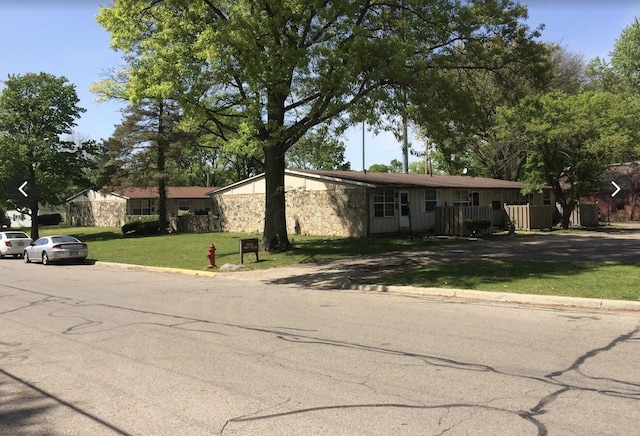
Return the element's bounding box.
[67,187,213,227]
[3,205,67,229]
[208,169,554,237]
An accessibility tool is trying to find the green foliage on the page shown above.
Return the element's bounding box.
[494,90,640,228]
[38,213,63,226]
[122,219,161,235]
[97,0,547,248]
[286,125,350,170]
[367,159,404,173]
[0,73,98,239]
[611,18,640,94]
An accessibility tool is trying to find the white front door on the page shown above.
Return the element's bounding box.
[399,191,410,228]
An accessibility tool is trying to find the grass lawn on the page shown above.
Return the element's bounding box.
[37,226,640,301]
[39,226,442,270]
[383,260,640,301]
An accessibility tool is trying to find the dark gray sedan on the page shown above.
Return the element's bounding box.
[23,235,88,265]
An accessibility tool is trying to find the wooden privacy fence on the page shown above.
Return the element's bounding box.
[436,206,492,236]
[557,202,599,227]
[504,204,552,230]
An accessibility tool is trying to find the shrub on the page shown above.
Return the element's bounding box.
[39,213,63,226]
[122,220,161,235]
[463,219,492,236]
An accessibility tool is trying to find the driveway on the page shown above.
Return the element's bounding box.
[216,228,640,291]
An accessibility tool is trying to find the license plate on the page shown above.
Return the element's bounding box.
[18,242,25,246]
[68,251,78,256]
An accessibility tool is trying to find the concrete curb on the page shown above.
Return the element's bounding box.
[94,261,218,278]
[350,283,640,312]
[94,261,640,312]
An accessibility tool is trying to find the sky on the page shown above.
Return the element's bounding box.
[1,0,640,172]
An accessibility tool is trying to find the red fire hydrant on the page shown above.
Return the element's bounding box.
[206,243,216,268]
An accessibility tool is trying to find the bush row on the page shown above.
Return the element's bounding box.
[122,220,161,235]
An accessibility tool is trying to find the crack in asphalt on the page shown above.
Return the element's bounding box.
[2,284,639,435]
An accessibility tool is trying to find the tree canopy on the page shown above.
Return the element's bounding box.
[494,90,640,228]
[0,73,98,239]
[98,0,546,248]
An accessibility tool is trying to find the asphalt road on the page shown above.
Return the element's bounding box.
[1,258,639,435]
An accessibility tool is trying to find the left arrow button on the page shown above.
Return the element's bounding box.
[19,181,28,197]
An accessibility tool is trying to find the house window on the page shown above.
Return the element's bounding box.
[178,199,191,211]
[373,189,395,218]
[491,191,502,211]
[543,190,551,205]
[453,190,470,207]
[131,199,156,215]
[422,189,437,212]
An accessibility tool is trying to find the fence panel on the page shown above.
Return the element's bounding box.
[436,206,492,235]
[504,204,552,230]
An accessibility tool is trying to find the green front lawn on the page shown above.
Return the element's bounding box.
[37,226,640,301]
[382,260,640,301]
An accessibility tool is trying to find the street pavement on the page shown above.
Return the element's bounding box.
[1,258,639,435]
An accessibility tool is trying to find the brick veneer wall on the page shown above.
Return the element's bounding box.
[213,188,368,237]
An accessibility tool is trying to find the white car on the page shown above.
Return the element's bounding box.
[0,231,32,258]
[23,235,88,265]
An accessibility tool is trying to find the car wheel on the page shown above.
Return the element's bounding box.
[42,252,49,265]
[24,251,30,263]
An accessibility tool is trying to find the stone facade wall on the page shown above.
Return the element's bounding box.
[212,187,368,237]
[169,215,217,233]
[68,200,127,227]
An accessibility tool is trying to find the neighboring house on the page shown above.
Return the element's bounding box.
[67,187,213,227]
[4,210,31,228]
[3,205,67,229]
[208,169,554,237]
[591,162,640,222]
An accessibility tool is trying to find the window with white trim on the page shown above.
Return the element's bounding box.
[422,189,437,212]
[453,190,470,207]
[131,199,157,215]
[373,189,395,218]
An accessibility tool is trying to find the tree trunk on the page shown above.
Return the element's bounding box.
[28,165,39,240]
[157,101,168,233]
[560,200,576,230]
[263,145,291,252]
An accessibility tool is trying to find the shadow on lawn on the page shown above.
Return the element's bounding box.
[71,231,124,242]
[382,260,600,290]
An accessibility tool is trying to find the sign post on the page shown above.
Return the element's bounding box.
[239,238,259,264]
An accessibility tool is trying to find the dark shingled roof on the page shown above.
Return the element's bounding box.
[292,169,525,189]
[114,187,213,199]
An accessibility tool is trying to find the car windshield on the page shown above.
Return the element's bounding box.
[6,232,29,239]
[51,236,80,243]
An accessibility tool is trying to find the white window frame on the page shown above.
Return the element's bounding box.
[131,199,157,215]
[453,190,470,207]
[373,189,395,218]
[422,189,438,212]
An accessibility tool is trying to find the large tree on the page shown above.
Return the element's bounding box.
[98,0,545,250]
[494,90,640,229]
[611,18,640,94]
[420,44,591,180]
[0,73,98,239]
[286,125,349,170]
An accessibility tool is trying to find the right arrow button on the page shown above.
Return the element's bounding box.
[611,181,621,197]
